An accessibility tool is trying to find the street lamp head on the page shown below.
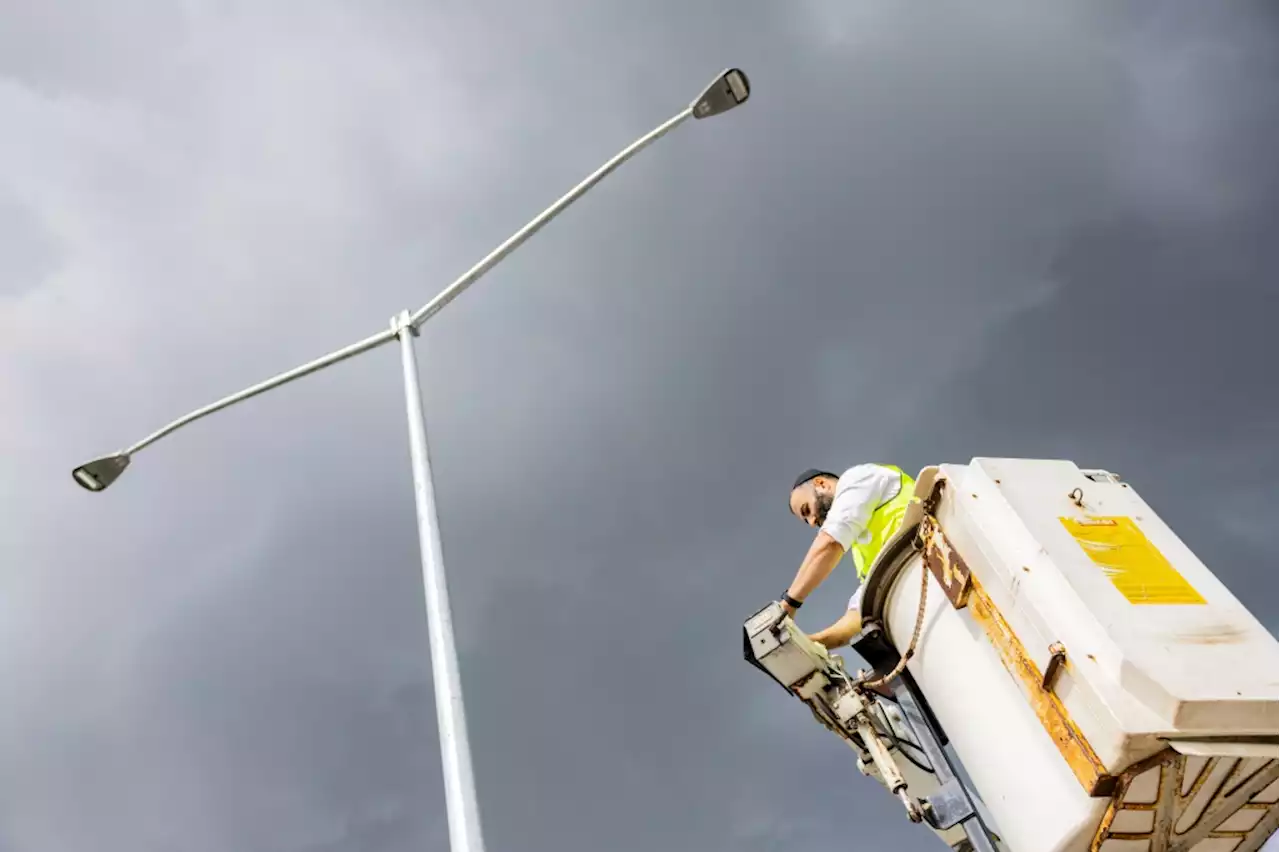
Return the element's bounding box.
[72,453,131,492]
[692,68,750,119]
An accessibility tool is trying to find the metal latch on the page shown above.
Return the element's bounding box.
[1042,643,1067,692]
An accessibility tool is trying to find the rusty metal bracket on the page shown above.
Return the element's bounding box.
[1091,748,1279,852]
[908,478,974,611]
[921,477,947,518]
[919,513,974,610]
[1042,643,1068,692]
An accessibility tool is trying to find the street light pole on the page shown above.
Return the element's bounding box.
[70,69,751,852]
[393,311,486,852]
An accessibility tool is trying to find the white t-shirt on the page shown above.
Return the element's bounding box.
[818,463,903,611]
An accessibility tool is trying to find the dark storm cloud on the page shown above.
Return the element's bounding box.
[0,1,1272,851]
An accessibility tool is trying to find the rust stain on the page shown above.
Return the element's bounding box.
[1089,743,1280,849]
[1089,748,1178,852]
[1089,804,1119,852]
[967,577,1116,797]
[920,515,973,610]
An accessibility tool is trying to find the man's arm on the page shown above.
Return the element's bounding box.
[781,464,901,615]
[819,464,901,555]
[780,464,900,617]
[780,529,845,616]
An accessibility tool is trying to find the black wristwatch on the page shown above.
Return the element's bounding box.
[782,592,804,610]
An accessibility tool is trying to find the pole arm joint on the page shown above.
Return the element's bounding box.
[391,309,419,338]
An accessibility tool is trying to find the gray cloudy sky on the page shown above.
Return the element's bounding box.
[0,1,1275,850]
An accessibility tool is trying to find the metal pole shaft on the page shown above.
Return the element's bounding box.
[394,311,486,852]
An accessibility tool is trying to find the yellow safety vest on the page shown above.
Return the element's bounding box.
[850,465,917,581]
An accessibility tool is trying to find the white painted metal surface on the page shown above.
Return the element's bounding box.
[878,458,1279,852]
[961,458,1277,738]
[883,533,1095,850]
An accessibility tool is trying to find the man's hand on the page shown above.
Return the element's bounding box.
[808,609,862,649]
[780,598,798,618]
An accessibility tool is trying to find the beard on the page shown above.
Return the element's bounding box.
[812,491,833,526]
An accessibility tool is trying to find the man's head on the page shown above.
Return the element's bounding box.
[789,468,839,528]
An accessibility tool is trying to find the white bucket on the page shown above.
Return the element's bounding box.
[871,459,1278,852]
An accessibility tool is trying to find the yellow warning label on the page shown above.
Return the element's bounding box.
[1059,516,1206,606]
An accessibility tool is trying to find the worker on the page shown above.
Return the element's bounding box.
[780,463,916,649]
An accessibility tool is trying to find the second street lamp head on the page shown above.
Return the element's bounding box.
[72,453,131,492]
[692,68,750,119]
